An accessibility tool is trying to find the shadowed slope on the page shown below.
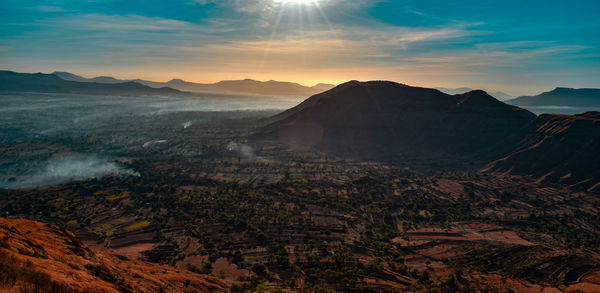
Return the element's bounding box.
[484,112,600,191]
[251,81,535,169]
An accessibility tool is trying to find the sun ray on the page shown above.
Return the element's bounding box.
[274,0,318,5]
[255,1,286,76]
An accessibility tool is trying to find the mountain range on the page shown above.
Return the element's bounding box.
[53,71,335,96]
[251,81,600,190]
[0,70,190,96]
[5,70,599,113]
[507,87,600,112]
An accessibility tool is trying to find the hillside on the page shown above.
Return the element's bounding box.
[52,71,334,96]
[484,111,600,191]
[251,80,535,169]
[0,217,227,292]
[158,78,334,96]
[0,71,190,96]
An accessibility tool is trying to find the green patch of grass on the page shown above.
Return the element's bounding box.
[124,221,151,232]
[106,192,130,201]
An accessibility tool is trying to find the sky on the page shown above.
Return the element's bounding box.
[1,0,599,95]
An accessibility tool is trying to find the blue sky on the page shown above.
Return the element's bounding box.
[1,0,599,95]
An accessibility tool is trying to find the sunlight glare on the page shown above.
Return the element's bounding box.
[274,0,319,5]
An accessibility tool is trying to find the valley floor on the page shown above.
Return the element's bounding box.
[1,112,599,292]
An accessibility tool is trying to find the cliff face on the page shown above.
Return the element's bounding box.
[0,217,227,293]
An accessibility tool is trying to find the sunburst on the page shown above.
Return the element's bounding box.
[274,0,319,5]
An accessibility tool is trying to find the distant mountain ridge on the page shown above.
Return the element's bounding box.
[507,87,600,108]
[0,70,191,96]
[53,71,335,96]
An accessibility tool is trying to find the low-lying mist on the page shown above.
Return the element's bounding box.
[1,155,139,189]
[0,92,296,188]
[522,105,599,115]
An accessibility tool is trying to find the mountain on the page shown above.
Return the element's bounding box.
[0,217,226,292]
[435,87,513,101]
[484,111,600,191]
[250,81,535,169]
[138,78,335,96]
[0,70,191,96]
[52,71,335,96]
[488,91,514,101]
[507,87,600,114]
[52,71,89,82]
[311,83,336,92]
[53,71,125,84]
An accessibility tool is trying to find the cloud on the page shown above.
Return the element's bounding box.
[1,0,598,94]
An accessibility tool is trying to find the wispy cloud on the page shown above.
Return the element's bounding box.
[1,0,598,94]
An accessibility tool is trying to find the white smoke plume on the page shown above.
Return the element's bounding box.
[142,140,168,148]
[2,156,139,189]
[227,142,260,159]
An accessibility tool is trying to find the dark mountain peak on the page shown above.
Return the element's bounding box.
[251,81,534,169]
[321,80,410,96]
[463,89,488,96]
[338,80,407,88]
[552,87,572,91]
[457,90,505,107]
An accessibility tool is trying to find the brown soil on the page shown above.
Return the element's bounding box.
[0,217,227,292]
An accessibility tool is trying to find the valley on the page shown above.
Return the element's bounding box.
[1,85,599,291]
[3,0,599,291]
